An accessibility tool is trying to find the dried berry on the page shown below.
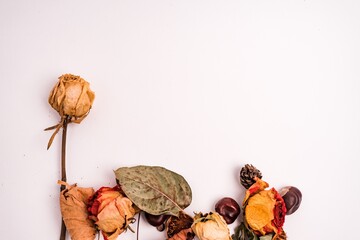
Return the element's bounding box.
[145,212,170,227]
[240,164,262,189]
[215,197,240,224]
[279,186,302,215]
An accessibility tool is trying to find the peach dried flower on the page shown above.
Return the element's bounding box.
[243,178,287,238]
[191,212,231,240]
[88,186,137,240]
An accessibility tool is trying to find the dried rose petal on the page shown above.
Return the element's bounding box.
[59,181,96,240]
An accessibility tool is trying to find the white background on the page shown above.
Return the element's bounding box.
[1,0,360,239]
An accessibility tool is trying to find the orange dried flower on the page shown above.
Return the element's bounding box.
[243,178,287,238]
[88,186,136,240]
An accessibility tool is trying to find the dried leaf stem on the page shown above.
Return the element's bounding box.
[59,116,70,240]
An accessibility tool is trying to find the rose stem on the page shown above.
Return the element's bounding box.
[59,116,69,240]
[137,212,141,240]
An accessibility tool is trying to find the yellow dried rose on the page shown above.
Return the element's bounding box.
[88,186,137,240]
[191,212,231,240]
[46,74,95,148]
[58,181,96,240]
[49,74,95,122]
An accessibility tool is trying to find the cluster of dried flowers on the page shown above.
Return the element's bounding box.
[233,164,302,240]
[46,75,302,240]
[57,165,301,240]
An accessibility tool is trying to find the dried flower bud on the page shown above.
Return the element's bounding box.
[279,186,302,215]
[88,186,136,240]
[49,74,95,122]
[191,212,231,240]
[45,74,95,149]
[58,181,96,240]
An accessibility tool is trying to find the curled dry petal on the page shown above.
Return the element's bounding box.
[58,181,96,240]
[191,212,231,240]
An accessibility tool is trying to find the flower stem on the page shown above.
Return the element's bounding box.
[137,212,141,240]
[59,116,70,240]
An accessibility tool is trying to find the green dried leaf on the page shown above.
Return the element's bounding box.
[232,223,259,240]
[114,165,192,217]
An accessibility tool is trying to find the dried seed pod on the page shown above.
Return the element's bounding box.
[279,186,302,215]
[240,164,262,189]
[215,197,240,224]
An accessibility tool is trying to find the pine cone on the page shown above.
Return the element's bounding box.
[239,164,262,189]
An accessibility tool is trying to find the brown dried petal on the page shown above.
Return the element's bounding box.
[59,181,96,240]
[166,211,194,239]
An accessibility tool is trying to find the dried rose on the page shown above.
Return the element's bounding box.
[166,211,195,240]
[46,74,95,148]
[49,73,95,122]
[191,212,231,240]
[88,186,137,240]
[58,181,96,240]
[243,178,287,238]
